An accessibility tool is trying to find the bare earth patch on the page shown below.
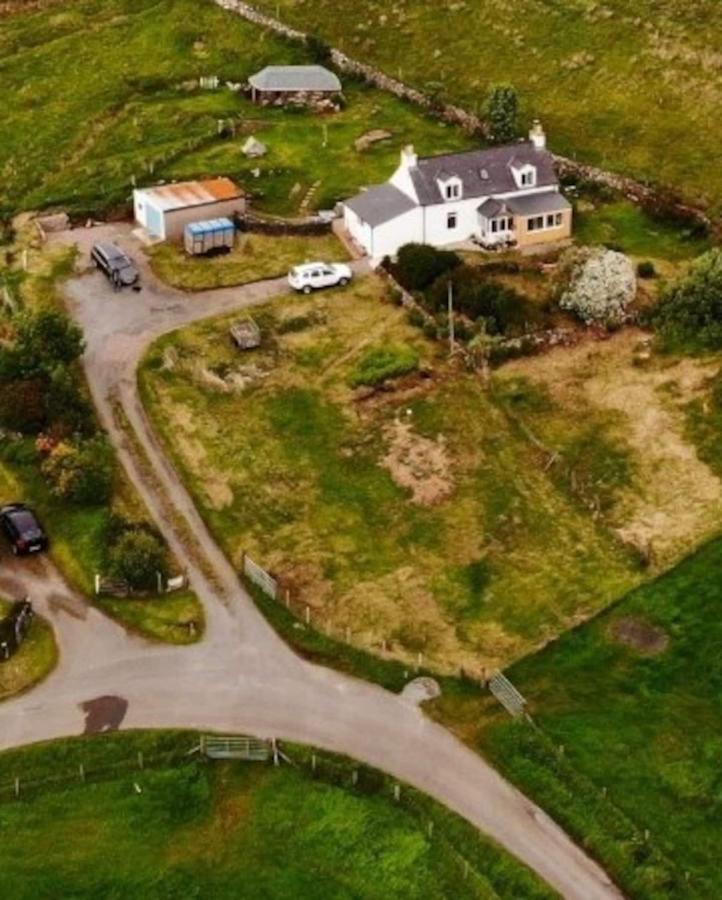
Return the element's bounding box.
[611,616,669,654]
[381,417,453,505]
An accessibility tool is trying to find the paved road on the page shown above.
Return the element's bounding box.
[0,226,622,900]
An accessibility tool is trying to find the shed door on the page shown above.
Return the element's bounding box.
[146,203,164,238]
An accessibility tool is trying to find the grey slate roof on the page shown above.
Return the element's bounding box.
[344,184,417,227]
[249,65,341,93]
[477,198,508,218]
[506,191,571,215]
[410,142,558,206]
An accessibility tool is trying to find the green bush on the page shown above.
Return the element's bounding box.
[652,248,722,351]
[108,528,168,590]
[393,243,460,292]
[349,343,419,387]
[41,435,114,504]
[637,260,656,279]
[0,378,47,433]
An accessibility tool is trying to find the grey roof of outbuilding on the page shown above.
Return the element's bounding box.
[249,65,341,93]
[409,142,558,205]
[344,184,417,227]
[505,191,571,215]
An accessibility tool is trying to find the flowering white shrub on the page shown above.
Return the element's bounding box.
[560,247,636,326]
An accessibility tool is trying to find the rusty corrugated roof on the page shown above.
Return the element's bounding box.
[137,177,243,211]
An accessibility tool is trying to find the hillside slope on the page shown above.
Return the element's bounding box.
[252,0,722,214]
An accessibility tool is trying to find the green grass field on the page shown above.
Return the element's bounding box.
[0,731,553,899]
[433,535,722,899]
[253,0,722,215]
[0,599,57,700]
[0,0,476,220]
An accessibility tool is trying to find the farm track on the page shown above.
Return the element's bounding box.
[0,226,621,899]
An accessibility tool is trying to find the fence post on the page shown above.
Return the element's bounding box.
[393,784,400,802]
[79,763,85,783]
[138,751,144,770]
[305,605,310,625]
[156,571,163,594]
[14,777,20,798]
[94,574,100,595]
[311,753,317,772]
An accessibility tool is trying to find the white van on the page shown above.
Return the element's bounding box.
[288,262,352,294]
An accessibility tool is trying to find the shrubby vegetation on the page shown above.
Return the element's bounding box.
[651,248,722,352]
[350,343,420,387]
[108,526,168,590]
[559,246,636,326]
[391,243,461,292]
[40,436,115,505]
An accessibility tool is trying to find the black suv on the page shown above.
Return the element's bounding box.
[91,242,140,289]
[0,504,49,555]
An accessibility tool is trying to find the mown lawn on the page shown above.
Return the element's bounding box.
[147,231,348,291]
[0,0,477,219]
[573,197,711,264]
[253,0,722,215]
[0,599,57,701]
[434,536,722,899]
[0,731,553,899]
[138,277,660,675]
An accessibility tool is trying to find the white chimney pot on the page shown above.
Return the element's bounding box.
[529,120,546,150]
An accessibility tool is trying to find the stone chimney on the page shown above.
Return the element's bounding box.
[401,144,418,168]
[529,120,546,150]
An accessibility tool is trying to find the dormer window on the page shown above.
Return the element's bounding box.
[513,163,537,189]
[437,174,462,201]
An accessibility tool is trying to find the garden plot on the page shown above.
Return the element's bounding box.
[140,276,719,675]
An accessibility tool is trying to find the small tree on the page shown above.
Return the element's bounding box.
[0,379,48,433]
[14,308,84,376]
[486,84,519,145]
[651,248,722,352]
[42,435,114,504]
[108,529,168,590]
[306,33,332,67]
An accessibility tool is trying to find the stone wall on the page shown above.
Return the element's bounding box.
[215,0,718,238]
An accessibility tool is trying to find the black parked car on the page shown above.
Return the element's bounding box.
[90,242,140,289]
[0,504,49,555]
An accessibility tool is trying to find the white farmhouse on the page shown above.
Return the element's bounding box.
[343,122,572,259]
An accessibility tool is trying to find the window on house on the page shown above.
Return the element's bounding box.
[447,212,457,229]
[445,182,461,200]
[491,219,498,233]
[527,215,545,232]
[546,214,555,228]
[554,212,563,226]
[520,168,536,187]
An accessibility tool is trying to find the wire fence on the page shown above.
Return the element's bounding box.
[0,744,197,804]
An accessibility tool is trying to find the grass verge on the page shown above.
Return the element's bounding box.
[147,231,349,291]
[0,600,57,701]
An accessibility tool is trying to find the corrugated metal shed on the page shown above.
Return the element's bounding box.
[136,178,243,212]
